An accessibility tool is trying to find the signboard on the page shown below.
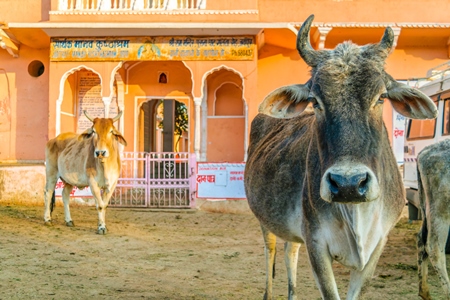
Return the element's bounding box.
[196,163,246,199]
[55,179,93,197]
[51,36,255,62]
[77,71,118,133]
[393,112,406,164]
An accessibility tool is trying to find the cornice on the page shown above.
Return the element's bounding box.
[292,22,450,29]
[49,9,259,16]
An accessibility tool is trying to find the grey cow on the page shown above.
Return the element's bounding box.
[244,14,438,300]
[417,139,450,300]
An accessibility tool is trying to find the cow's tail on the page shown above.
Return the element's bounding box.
[50,191,56,214]
[417,162,428,258]
[417,161,431,299]
[273,247,276,278]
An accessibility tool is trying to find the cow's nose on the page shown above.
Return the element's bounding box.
[95,150,106,158]
[327,172,369,202]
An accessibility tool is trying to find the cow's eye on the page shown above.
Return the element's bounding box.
[377,93,388,105]
[308,97,321,110]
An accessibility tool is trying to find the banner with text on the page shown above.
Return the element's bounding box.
[196,163,246,199]
[51,36,255,62]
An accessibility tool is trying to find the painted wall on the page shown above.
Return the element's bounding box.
[0,46,49,161]
[257,0,450,23]
[0,0,50,22]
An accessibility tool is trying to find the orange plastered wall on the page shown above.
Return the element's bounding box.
[0,45,49,161]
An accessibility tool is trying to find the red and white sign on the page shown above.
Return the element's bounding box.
[393,112,406,164]
[196,163,246,199]
[54,179,93,197]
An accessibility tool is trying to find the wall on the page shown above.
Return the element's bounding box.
[257,0,450,23]
[0,165,45,205]
[0,0,50,22]
[0,46,49,161]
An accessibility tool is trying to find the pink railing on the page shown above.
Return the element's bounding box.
[111,152,197,208]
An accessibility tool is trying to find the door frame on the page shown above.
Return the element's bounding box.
[134,96,191,153]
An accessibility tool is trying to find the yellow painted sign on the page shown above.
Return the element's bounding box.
[50,36,255,62]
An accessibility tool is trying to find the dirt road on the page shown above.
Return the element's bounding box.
[0,204,447,299]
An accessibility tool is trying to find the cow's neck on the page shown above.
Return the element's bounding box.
[336,200,384,265]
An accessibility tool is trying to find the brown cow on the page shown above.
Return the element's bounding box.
[244,15,437,299]
[417,139,450,299]
[43,111,126,234]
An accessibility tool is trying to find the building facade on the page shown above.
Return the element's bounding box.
[1,0,450,164]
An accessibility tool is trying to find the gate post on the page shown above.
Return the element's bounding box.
[189,153,197,208]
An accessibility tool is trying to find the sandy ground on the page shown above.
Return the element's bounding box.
[0,203,448,300]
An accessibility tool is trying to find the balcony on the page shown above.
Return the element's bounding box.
[56,0,206,12]
[48,0,258,27]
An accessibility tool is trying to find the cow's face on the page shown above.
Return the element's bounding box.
[258,15,437,203]
[80,111,127,160]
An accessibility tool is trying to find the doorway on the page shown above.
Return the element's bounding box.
[140,98,189,153]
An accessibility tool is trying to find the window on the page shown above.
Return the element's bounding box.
[443,98,450,136]
[407,99,438,140]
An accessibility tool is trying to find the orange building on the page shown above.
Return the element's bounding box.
[0,0,449,165]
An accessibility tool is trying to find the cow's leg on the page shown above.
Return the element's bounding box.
[284,241,301,300]
[418,216,431,300]
[307,242,340,300]
[43,171,58,226]
[427,217,450,299]
[346,237,387,300]
[95,182,118,235]
[89,185,107,235]
[62,184,74,227]
[43,189,55,225]
[261,224,277,300]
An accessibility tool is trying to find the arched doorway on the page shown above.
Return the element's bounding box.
[203,67,247,162]
[110,60,195,209]
[57,68,120,135]
[140,98,189,153]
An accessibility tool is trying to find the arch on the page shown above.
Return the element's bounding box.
[56,65,102,135]
[213,81,243,116]
[200,65,249,162]
[181,61,195,98]
[108,61,123,100]
[200,64,246,104]
[124,61,142,94]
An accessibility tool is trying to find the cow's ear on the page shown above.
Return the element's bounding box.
[258,84,310,119]
[386,80,438,119]
[78,128,94,141]
[113,129,127,146]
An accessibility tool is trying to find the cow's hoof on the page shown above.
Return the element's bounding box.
[66,221,75,227]
[418,290,431,300]
[44,221,53,226]
[97,227,107,235]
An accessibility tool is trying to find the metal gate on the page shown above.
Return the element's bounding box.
[110,152,197,208]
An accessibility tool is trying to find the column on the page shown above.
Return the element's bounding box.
[313,27,332,50]
[102,96,111,118]
[193,97,202,159]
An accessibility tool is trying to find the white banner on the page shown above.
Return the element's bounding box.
[393,112,406,164]
[196,163,246,199]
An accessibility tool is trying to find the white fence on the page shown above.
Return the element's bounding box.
[57,0,206,11]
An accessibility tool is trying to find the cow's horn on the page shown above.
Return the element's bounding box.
[297,14,320,67]
[83,110,94,122]
[377,27,394,58]
[112,110,123,122]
